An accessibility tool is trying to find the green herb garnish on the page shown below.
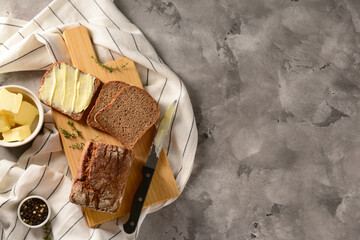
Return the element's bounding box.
[60,128,76,138]
[120,62,128,69]
[69,142,85,150]
[91,56,128,72]
[43,222,52,240]
[91,135,99,142]
[67,121,82,137]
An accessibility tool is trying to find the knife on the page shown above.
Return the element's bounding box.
[123,100,177,234]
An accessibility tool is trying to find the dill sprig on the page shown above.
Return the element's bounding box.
[69,142,85,150]
[60,128,76,138]
[91,136,99,142]
[91,56,128,72]
[43,222,52,240]
[67,121,82,137]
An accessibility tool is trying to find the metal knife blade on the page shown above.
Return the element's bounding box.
[123,100,177,234]
[144,100,176,169]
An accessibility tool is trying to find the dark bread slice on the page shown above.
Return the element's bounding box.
[95,86,160,149]
[38,62,101,121]
[87,81,129,130]
[69,141,134,213]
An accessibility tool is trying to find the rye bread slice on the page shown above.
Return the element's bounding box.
[87,81,129,130]
[38,62,101,121]
[95,86,160,149]
[69,141,134,213]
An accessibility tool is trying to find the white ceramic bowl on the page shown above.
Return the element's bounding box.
[17,195,51,228]
[0,85,44,147]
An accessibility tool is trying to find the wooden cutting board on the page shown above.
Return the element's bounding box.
[50,26,179,227]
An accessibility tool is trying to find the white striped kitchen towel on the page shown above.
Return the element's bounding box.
[0,0,198,239]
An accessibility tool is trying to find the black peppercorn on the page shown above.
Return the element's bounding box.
[19,198,48,226]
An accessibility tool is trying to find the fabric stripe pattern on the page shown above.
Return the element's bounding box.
[0,0,198,239]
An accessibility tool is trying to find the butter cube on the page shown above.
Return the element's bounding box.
[0,113,10,132]
[0,89,23,114]
[14,101,39,126]
[0,111,16,127]
[2,125,31,142]
[7,113,15,127]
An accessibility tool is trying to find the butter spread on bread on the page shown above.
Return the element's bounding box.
[39,62,101,120]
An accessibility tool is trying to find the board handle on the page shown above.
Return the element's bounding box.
[63,26,100,75]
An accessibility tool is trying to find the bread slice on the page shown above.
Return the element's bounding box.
[69,141,134,213]
[87,81,129,130]
[95,86,160,149]
[38,62,101,121]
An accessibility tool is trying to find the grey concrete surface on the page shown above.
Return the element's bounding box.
[2,0,360,239]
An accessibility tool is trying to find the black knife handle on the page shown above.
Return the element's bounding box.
[123,166,154,234]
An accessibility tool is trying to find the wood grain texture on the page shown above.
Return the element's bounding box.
[50,26,179,227]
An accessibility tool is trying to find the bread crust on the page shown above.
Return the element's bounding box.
[94,85,160,149]
[87,81,129,130]
[38,62,101,121]
[69,141,134,213]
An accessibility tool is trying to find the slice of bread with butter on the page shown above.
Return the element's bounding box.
[38,62,101,120]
